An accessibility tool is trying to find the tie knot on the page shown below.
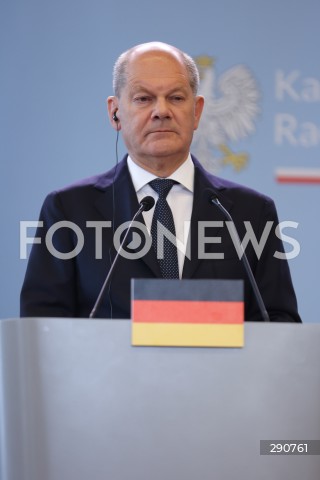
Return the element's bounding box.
[149,179,177,199]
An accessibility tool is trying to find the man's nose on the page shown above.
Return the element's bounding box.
[151,98,171,120]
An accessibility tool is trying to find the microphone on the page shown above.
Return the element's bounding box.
[89,195,155,319]
[206,190,270,322]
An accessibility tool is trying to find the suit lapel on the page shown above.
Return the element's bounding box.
[182,157,234,279]
[93,159,136,226]
[93,157,161,277]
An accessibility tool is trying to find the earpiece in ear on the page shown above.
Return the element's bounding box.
[112,110,119,122]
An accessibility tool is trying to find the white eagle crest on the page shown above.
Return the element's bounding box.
[192,56,260,174]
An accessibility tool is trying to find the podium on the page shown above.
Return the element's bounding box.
[1,318,320,480]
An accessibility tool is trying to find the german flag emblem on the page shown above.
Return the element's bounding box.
[131,279,244,347]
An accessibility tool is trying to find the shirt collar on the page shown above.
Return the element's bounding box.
[127,154,194,193]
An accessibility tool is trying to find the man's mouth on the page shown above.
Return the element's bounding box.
[147,129,175,135]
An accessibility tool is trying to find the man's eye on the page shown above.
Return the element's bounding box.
[134,96,151,103]
[171,96,184,102]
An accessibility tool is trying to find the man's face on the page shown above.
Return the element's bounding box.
[109,49,204,173]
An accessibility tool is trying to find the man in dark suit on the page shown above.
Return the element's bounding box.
[20,41,301,322]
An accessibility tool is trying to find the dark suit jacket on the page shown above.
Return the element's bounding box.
[20,155,301,322]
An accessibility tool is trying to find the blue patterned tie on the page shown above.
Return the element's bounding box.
[149,179,179,279]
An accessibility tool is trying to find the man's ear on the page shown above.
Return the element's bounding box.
[107,96,120,129]
[193,95,205,130]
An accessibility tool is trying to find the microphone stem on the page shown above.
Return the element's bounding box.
[211,197,270,322]
[89,204,145,319]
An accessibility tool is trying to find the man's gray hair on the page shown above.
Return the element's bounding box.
[112,42,200,97]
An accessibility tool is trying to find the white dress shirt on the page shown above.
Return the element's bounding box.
[127,155,194,278]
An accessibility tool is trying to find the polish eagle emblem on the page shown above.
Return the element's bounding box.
[192,56,260,174]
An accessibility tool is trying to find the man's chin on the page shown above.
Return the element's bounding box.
[146,140,182,158]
